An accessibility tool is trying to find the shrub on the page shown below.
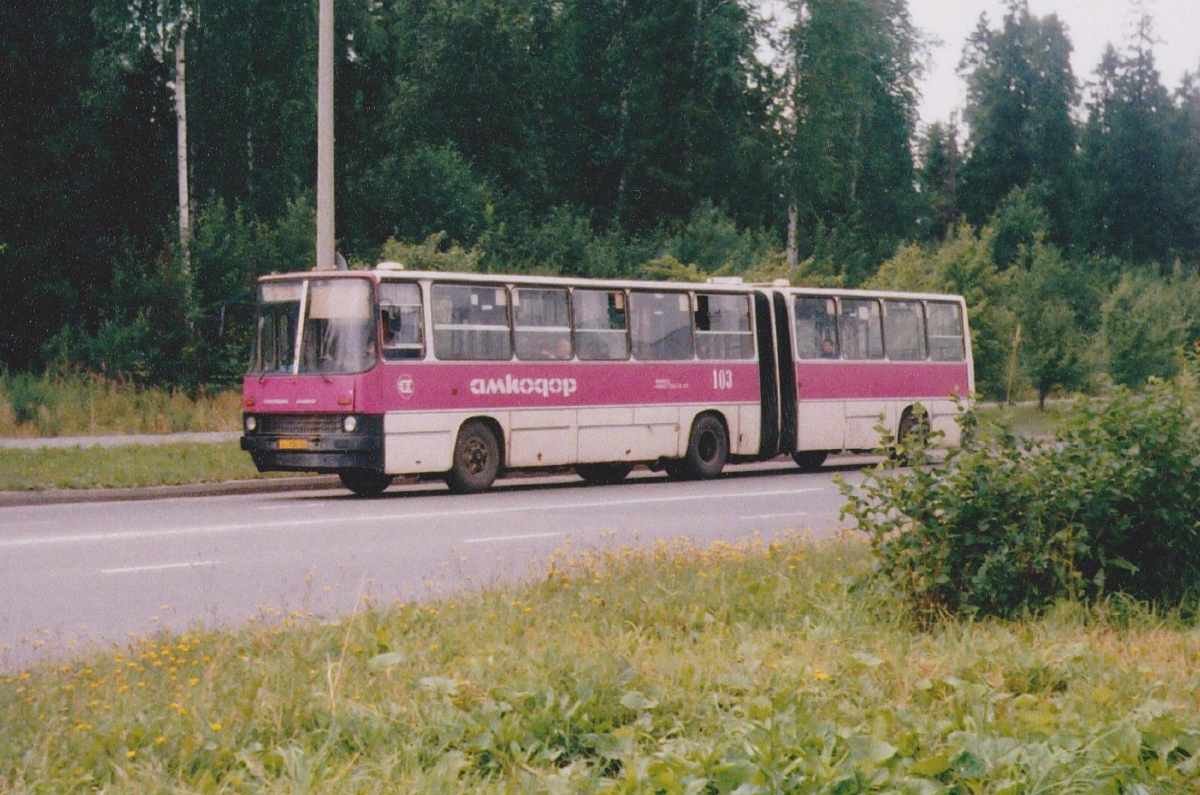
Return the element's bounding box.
[376,232,482,272]
[842,375,1200,620]
[1101,272,1191,387]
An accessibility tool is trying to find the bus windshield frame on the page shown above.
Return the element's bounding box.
[247,276,377,376]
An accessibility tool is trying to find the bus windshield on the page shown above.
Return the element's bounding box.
[248,278,377,375]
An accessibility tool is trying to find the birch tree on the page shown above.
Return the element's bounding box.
[94,0,195,311]
[782,0,922,282]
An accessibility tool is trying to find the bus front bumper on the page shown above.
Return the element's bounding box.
[240,416,384,474]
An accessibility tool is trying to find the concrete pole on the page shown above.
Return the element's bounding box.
[316,0,335,269]
[175,16,194,325]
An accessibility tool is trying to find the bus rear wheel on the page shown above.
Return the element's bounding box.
[791,450,828,472]
[893,407,930,465]
[446,420,501,493]
[668,414,728,481]
[576,462,633,485]
[339,468,394,497]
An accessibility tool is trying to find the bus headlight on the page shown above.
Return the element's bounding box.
[244,416,257,432]
[343,415,358,433]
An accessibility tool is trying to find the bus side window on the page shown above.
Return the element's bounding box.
[839,299,884,360]
[514,288,572,360]
[573,289,629,361]
[794,296,838,359]
[882,300,927,361]
[630,291,694,361]
[379,282,425,361]
[431,283,512,360]
[927,302,966,361]
[695,293,754,360]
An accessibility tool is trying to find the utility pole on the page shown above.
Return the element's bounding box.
[315,0,336,269]
[175,7,194,325]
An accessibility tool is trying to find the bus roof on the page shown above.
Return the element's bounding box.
[255,266,966,304]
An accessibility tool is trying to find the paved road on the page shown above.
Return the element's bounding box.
[0,459,871,670]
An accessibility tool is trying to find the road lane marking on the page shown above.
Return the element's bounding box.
[99,560,221,575]
[461,532,565,544]
[0,486,827,549]
[742,512,809,519]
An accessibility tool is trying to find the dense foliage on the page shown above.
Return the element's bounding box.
[843,363,1200,620]
[1,0,1199,393]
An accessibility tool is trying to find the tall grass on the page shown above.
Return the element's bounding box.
[3,536,1199,792]
[0,371,241,437]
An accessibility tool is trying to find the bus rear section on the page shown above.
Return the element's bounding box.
[782,288,974,469]
[241,269,767,495]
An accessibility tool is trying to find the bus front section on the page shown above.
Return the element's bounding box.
[240,275,391,494]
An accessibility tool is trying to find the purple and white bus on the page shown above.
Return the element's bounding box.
[241,265,973,495]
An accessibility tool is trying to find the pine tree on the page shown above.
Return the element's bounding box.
[916,119,962,242]
[1079,16,1182,266]
[958,0,1077,249]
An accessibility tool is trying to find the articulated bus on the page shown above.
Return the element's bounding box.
[241,264,973,495]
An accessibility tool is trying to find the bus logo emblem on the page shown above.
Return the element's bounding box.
[397,375,415,400]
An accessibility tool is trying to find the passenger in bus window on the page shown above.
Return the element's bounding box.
[820,338,836,359]
[537,337,572,360]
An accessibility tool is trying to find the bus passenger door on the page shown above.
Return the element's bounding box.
[753,291,781,459]
[771,292,798,454]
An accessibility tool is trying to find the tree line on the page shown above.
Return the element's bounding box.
[1,0,1197,399]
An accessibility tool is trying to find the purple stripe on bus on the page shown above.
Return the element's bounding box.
[794,361,970,400]
[244,361,763,414]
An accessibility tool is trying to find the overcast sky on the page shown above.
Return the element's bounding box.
[758,0,1200,129]
[911,0,1200,127]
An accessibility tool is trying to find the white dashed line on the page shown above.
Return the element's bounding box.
[461,532,565,544]
[98,560,221,575]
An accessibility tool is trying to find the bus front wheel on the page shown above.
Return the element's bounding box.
[339,468,394,497]
[447,420,501,493]
[669,415,728,480]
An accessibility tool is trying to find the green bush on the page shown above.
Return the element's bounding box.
[842,375,1200,620]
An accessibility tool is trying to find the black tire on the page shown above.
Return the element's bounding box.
[791,450,828,472]
[894,408,930,464]
[446,420,501,493]
[669,414,728,480]
[576,462,633,485]
[662,460,688,480]
[338,468,394,497]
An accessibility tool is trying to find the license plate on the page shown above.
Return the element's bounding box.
[278,439,309,450]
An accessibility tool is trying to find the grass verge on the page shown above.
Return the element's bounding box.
[1,403,1068,493]
[3,536,1199,792]
[0,442,274,491]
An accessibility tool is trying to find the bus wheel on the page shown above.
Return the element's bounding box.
[791,450,828,472]
[576,462,633,485]
[894,408,930,464]
[672,414,728,480]
[447,420,501,493]
[339,468,394,497]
